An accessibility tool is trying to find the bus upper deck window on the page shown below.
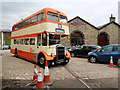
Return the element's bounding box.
[60,15,67,24]
[31,16,37,24]
[47,12,58,22]
[25,19,30,26]
[12,26,15,31]
[37,13,45,22]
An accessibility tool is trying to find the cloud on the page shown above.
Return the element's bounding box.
[1,0,119,30]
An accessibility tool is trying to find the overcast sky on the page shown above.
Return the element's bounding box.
[0,0,120,30]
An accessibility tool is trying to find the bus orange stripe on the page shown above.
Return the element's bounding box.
[12,20,68,32]
[11,31,70,39]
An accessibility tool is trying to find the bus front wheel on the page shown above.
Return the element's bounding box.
[38,56,45,68]
[38,55,51,68]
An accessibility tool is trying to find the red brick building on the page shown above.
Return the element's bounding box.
[0,29,11,45]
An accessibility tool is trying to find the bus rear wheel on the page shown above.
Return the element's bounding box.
[15,49,18,57]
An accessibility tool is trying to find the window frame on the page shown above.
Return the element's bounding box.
[30,15,37,24]
[101,46,113,52]
[30,38,35,45]
[37,12,45,22]
[47,12,58,22]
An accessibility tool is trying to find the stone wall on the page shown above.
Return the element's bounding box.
[68,17,98,46]
[61,16,120,47]
[99,23,119,45]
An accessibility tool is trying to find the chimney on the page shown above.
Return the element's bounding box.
[110,14,115,22]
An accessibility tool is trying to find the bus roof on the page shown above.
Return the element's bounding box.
[13,8,67,26]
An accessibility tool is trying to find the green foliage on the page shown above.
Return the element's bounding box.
[4,35,11,45]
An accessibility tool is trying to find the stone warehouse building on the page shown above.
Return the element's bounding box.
[61,14,120,47]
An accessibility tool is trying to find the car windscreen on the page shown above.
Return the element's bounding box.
[114,46,120,51]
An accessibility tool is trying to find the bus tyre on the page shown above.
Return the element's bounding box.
[38,55,51,68]
[38,56,46,68]
[15,49,18,57]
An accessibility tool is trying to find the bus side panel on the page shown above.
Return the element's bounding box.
[11,48,15,54]
[18,50,35,62]
[11,48,36,62]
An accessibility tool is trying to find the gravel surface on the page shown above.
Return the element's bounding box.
[2,50,119,88]
[2,50,75,80]
[66,57,118,79]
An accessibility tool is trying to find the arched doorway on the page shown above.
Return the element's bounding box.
[98,32,109,46]
[70,31,84,46]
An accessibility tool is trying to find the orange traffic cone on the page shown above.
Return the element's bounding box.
[32,64,38,83]
[35,67,44,88]
[43,61,53,86]
[117,57,120,67]
[109,56,114,67]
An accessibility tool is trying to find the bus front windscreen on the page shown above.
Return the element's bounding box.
[47,12,58,22]
[49,33,60,46]
[60,15,67,24]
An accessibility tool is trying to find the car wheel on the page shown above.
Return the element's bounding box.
[71,53,75,57]
[89,56,97,63]
[63,58,70,65]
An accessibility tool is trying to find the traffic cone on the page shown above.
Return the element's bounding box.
[32,64,38,83]
[109,56,114,67]
[117,57,120,67]
[43,61,53,86]
[35,67,44,88]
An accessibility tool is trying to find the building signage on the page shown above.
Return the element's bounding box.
[71,22,85,26]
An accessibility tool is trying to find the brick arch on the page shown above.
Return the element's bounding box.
[98,32,109,46]
[70,30,85,46]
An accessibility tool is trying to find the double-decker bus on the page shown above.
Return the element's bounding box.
[11,8,71,68]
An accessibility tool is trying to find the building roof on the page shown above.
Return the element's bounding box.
[0,29,11,32]
[68,16,98,30]
[68,16,120,30]
[97,21,120,30]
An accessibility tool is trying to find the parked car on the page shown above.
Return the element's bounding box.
[8,45,11,49]
[0,45,10,50]
[70,45,101,57]
[65,46,70,51]
[88,44,120,64]
[68,46,79,52]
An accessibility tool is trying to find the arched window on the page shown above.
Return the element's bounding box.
[98,32,109,46]
[70,31,84,46]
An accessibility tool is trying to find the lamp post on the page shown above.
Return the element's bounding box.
[1,31,4,49]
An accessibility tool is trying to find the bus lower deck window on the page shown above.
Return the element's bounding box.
[30,38,35,45]
[37,34,41,46]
